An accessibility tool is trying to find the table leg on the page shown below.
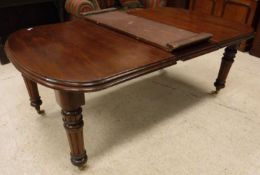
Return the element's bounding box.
[55,90,88,167]
[23,76,44,114]
[214,44,238,93]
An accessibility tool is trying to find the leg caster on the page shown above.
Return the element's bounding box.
[55,90,88,167]
[23,76,45,114]
[214,44,238,93]
[32,99,44,114]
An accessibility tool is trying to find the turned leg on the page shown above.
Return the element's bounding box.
[23,76,44,114]
[55,90,87,167]
[214,44,238,93]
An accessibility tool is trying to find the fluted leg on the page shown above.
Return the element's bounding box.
[55,90,87,167]
[23,76,44,114]
[214,45,238,93]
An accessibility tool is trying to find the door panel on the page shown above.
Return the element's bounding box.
[221,0,257,25]
[189,0,217,15]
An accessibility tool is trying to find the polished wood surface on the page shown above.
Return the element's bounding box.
[128,8,253,43]
[5,8,253,92]
[5,8,254,167]
[5,18,175,91]
[86,11,212,52]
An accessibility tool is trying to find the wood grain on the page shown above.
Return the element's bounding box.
[4,7,255,167]
[23,76,44,114]
[5,8,254,92]
[55,91,87,167]
[214,45,238,92]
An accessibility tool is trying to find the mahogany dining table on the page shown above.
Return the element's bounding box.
[4,7,254,167]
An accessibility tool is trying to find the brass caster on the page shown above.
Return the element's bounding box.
[78,164,88,171]
[210,90,219,95]
[36,109,45,115]
[35,106,45,115]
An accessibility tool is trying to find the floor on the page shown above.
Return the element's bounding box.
[0,49,260,175]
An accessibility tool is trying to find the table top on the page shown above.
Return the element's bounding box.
[5,7,254,92]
